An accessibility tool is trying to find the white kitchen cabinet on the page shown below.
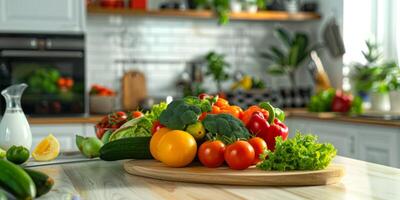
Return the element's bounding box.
[356,127,399,167]
[286,117,400,168]
[31,123,95,152]
[0,0,85,33]
[286,118,357,158]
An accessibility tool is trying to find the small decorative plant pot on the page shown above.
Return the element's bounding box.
[230,0,242,13]
[246,4,258,13]
[370,92,391,112]
[389,91,400,112]
[90,95,116,114]
[284,0,299,13]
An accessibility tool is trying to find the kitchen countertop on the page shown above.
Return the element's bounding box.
[27,109,400,127]
[29,156,400,200]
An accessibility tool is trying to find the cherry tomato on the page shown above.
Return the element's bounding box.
[198,140,226,168]
[198,93,211,100]
[132,111,144,119]
[151,120,165,135]
[95,124,107,139]
[224,141,255,170]
[248,137,267,164]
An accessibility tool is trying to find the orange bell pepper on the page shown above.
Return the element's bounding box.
[215,98,229,108]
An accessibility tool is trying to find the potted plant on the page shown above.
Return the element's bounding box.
[388,67,400,112]
[351,40,396,112]
[260,28,314,89]
[369,77,391,112]
[205,51,230,93]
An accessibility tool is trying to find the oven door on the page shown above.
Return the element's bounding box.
[0,50,85,116]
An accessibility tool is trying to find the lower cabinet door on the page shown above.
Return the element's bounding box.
[286,118,357,158]
[357,127,398,167]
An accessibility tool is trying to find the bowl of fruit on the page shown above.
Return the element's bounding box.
[89,84,116,114]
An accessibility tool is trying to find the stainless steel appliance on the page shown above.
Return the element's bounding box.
[0,34,85,116]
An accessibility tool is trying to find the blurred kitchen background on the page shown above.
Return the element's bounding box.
[0,0,399,167]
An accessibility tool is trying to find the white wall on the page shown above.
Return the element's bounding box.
[317,0,344,89]
[86,16,320,100]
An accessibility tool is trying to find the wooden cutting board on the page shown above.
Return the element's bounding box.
[121,71,147,110]
[124,160,345,186]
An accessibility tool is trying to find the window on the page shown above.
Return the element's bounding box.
[343,0,399,64]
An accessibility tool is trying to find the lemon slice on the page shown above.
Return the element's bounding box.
[32,134,60,161]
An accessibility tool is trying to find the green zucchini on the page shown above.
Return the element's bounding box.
[24,169,54,197]
[100,137,152,161]
[0,159,36,200]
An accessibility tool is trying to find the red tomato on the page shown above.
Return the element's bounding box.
[224,141,255,170]
[95,124,107,139]
[132,111,144,119]
[151,120,165,135]
[198,93,211,100]
[248,137,267,164]
[198,140,226,168]
[108,111,127,127]
[198,112,207,121]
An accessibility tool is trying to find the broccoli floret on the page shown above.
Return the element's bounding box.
[203,114,250,143]
[159,100,202,130]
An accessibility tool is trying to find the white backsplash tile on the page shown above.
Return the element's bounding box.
[86,16,318,98]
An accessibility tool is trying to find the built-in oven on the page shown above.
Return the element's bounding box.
[0,34,85,116]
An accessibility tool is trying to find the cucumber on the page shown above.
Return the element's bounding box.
[100,137,152,161]
[0,159,36,200]
[24,169,54,197]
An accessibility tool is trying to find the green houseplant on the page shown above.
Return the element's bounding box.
[205,51,230,92]
[351,40,397,111]
[260,28,314,89]
[388,67,400,112]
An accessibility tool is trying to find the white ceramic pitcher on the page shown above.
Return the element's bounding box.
[0,83,32,150]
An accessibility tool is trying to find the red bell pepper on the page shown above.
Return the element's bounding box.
[246,110,289,152]
[151,120,165,135]
[331,90,353,112]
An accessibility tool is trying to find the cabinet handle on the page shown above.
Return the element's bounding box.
[350,135,355,154]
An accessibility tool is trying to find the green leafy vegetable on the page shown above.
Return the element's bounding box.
[308,88,336,112]
[109,118,151,141]
[203,114,250,143]
[0,148,5,159]
[159,99,202,130]
[123,102,168,133]
[143,102,168,123]
[257,132,337,171]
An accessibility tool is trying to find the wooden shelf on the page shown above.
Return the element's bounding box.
[87,6,321,21]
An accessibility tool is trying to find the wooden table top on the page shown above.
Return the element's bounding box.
[30,156,400,200]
